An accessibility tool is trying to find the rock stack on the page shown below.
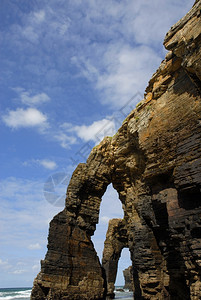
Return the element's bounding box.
[123,266,133,291]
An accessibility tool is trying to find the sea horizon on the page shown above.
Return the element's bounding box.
[0,286,133,300]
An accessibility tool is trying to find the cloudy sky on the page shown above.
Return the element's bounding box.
[0,0,194,288]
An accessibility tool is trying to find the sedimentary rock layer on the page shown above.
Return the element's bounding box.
[31,1,201,299]
[102,219,128,298]
[123,266,133,291]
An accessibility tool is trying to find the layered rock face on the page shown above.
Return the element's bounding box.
[102,219,128,298]
[31,1,201,299]
[123,266,133,291]
[31,211,105,300]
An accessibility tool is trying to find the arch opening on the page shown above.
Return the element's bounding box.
[91,183,133,298]
[92,183,124,263]
[115,247,132,289]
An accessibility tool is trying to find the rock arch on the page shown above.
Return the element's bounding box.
[31,2,201,299]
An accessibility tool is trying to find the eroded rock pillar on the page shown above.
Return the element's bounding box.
[102,219,128,298]
[31,210,106,300]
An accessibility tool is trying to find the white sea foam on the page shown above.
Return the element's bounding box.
[0,288,133,299]
[114,287,133,299]
[0,288,31,300]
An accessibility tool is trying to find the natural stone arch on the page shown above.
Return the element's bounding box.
[31,137,132,300]
[31,131,145,300]
[31,3,201,299]
[65,138,115,236]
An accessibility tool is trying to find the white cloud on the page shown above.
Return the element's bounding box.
[23,159,57,170]
[17,262,26,266]
[38,159,57,170]
[67,0,194,109]
[22,25,39,43]
[21,92,50,106]
[28,243,42,250]
[71,56,99,82]
[11,269,26,274]
[73,118,116,142]
[13,88,50,106]
[130,1,195,46]
[0,259,12,272]
[95,45,161,107]
[61,118,116,145]
[51,118,116,150]
[53,132,77,149]
[71,43,159,109]
[0,259,9,266]
[2,108,48,129]
[21,5,71,44]
[1,1,195,157]
[33,10,46,24]
[32,263,40,272]
[2,0,194,114]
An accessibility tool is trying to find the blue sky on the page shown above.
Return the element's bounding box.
[0,0,194,288]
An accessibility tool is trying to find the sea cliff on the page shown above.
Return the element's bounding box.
[31,1,201,299]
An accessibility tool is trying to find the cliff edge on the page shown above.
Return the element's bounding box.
[31,1,201,299]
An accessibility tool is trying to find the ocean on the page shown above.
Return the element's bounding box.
[0,288,31,300]
[114,286,133,299]
[0,287,133,299]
